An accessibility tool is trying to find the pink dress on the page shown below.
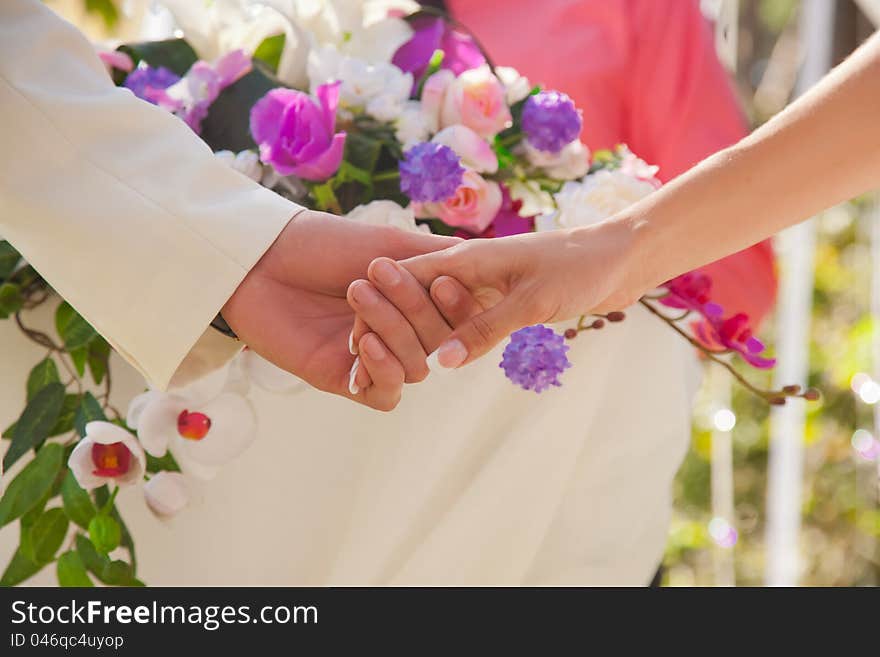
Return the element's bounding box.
[450,0,777,325]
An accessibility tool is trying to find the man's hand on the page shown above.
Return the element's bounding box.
[221,210,460,411]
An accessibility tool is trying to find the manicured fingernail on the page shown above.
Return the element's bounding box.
[348,331,358,355]
[433,280,459,309]
[363,334,386,361]
[372,259,401,287]
[426,339,467,371]
[348,357,360,395]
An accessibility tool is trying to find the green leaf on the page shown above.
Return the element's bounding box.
[20,489,50,529]
[87,338,111,385]
[0,548,45,587]
[69,346,88,377]
[88,515,121,554]
[26,358,61,401]
[312,182,342,213]
[55,302,97,351]
[84,0,120,30]
[74,392,106,438]
[3,382,66,471]
[76,533,108,577]
[49,394,82,437]
[94,486,137,571]
[57,551,93,587]
[75,534,134,586]
[23,508,69,564]
[117,38,198,77]
[344,133,382,174]
[253,33,285,73]
[200,63,281,152]
[0,443,64,528]
[146,450,181,474]
[101,560,135,586]
[61,471,96,529]
[0,241,20,280]
[0,282,23,319]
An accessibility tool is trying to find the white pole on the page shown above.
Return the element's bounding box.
[710,373,737,587]
[764,0,834,587]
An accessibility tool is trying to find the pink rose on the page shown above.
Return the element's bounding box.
[422,67,512,139]
[414,169,502,234]
[432,125,498,173]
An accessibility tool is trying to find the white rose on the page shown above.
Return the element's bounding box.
[214,149,263,182]
[308,45,412,122]
[346,200,429,233]
[394,101,432,149]
[523,139,591,180]
[495,66,532,104]
[551,170,656,229]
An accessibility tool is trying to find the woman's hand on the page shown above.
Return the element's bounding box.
[346,219,642,381]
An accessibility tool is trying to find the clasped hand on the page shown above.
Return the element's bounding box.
[222,209,636,411]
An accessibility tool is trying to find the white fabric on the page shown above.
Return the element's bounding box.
[0,0,700,586]
[0,303,699,586]
[0,0,300,390]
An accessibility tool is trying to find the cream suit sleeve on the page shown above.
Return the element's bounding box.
[0,0,303,390]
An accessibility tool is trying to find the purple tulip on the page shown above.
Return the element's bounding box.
[392,16,485,82]
[250,82,346,181]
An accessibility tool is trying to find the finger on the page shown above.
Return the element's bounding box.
[350,315,370,355]
[347,279,430,383]
[368,258,452,353]
[429,276,485,328]
[398,249,456,289]
[426,293,535,371]
[358,333,405,412]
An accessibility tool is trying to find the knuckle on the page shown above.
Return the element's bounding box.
[469,314,496,346]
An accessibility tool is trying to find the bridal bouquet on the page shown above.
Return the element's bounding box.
[0,1,814,587]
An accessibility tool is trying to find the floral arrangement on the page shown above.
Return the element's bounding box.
[0,1,816,587]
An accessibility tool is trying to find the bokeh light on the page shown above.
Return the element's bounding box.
[712,408,737,432]
[708,517,738,549]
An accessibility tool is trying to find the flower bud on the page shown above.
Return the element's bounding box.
[606,311,626,322]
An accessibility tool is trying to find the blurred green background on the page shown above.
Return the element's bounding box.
[667,0,880,586]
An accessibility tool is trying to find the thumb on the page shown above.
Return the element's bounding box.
[425,293,532,370]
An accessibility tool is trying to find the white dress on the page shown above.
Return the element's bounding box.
[2,302,699,586]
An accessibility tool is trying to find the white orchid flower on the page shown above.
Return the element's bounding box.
[127,389,257,479]
[68,422,147,491]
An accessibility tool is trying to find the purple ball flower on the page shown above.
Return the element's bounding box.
[399,142,465,203]
[123,65,180,105]
[521,91,582,153]
[500,325,572,393]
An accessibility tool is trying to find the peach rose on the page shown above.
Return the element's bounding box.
[421,66,512,139]
[413,169,503,233]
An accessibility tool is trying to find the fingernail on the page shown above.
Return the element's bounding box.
[433,279,458,308]
[372,260,401,287]
[351,281,379,305]
[363,334,386,361]
[348,331,358,355]
[426,339,467,371]
[348,357,360,395]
